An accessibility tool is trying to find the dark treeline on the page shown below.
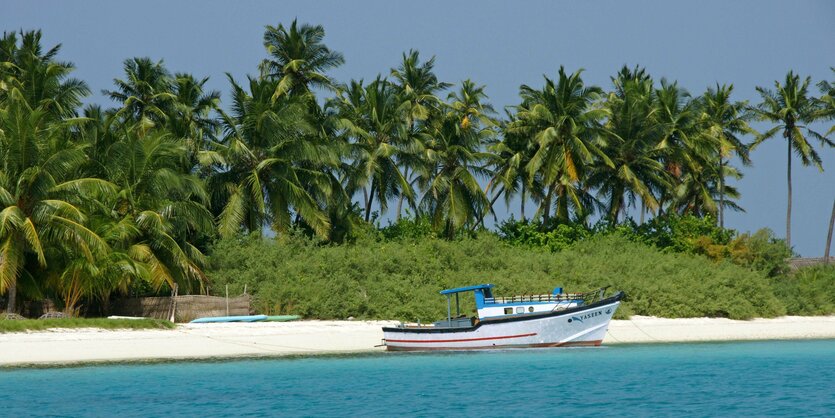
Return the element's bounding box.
[1,22,833,314]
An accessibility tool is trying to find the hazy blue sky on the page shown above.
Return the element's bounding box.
[4,0,834,255]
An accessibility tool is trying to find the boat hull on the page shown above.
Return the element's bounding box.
[383,293,622,351]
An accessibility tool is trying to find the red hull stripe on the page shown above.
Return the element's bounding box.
[386,340,603,351]
[385,332,537,344]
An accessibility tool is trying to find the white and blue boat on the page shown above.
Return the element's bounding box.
[382,284,623,351]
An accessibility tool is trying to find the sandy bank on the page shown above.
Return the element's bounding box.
[2,316,834,367]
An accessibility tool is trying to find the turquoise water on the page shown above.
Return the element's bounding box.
[2,340,834,417]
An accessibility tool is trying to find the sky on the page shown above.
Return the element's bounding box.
[4,0,834,256]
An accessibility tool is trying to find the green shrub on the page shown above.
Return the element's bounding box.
[628,214,735,253]
[771,265,835,315]
[380,216,436,240]
[496,215,791,277]
[207,233,787,320]
[498,219,591,251]
[717,229,791,276]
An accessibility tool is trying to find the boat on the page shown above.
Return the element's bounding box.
[189,314,268,323]
[382,284,624,351]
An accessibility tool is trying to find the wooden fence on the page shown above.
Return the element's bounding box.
[110,294,252,322]
[788,257,832,270]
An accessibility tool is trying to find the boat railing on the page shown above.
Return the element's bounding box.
[484,293,583,304]
[484,287,611,305]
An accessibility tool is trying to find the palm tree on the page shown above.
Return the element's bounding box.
[419,80,494,237]
[103,57,175,125]
[488,114,538,222]
[670,158,743,217]
[211,75,334,238]
[818,67,835,136]
[390,50,450,127]
[331,78,414,221]
[751,71,833,248]
[591,68,669,223]
[0,30,89,119]
[816,69,835,261]
[698,84,755,227]
[167,73,221,159]
[1,88,109,312]
[390,50,450,219]
[259,20,345,100]
[654,79,701,216]
[1,31,108,313]
[507,67,608,224]
[96,124,214,292]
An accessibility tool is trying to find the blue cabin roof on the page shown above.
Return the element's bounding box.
[439,284,494,295]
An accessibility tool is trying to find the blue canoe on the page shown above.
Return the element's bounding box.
[189,314,268,323]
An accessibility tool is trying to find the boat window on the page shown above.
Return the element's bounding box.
[528,306,534,312]
[516,307,524,314]
[504,308,513,315]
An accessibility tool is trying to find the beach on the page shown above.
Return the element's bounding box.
[2,316,834,367]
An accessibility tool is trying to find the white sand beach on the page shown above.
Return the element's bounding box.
[2,316,834,367]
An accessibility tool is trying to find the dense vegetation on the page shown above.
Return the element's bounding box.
[208,232,834,321]
[1,23,833,316]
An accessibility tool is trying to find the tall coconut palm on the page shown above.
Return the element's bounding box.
[331,77,413,221]
[211,75,334,238]
[97,123,214,292]
[488,113,538,222]
[591,69,669,223]
[390,50,450,127]
[0,30,89,119]
[698,84,755,227]
[818,67,835,136]
[670,157,743,217]
[1,31,106,312]
[259,20,345,100]
[103,57,175,125]
[507,67,608,224]
[654,79,701,215]
[419,80,494,237]
[390,50,450,219]
[167,73,221,159]
[751,71,832,248]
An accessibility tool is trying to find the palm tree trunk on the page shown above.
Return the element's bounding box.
[6,282,16,314]
[719,158,725,228]
[825,198,835,263]
[520,183,526,221]
[786,139,792,248]
[556,186,569,223]
[365,180,376,222]
[611,190,624,226]
[542,185,555,225]
[640,201,645,224]
[363,187,369,219]
[473,187,504,230]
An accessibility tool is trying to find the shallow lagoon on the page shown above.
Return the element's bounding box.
[3,339,834,417]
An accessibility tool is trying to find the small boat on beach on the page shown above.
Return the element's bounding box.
[382,284,623,351]
[190,314,268,323]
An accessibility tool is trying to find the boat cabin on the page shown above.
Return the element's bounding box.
[433,284,584,328]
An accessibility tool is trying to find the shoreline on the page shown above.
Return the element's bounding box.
[2,316,835,368]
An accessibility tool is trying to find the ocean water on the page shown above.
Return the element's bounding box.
[2,340,834,417]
